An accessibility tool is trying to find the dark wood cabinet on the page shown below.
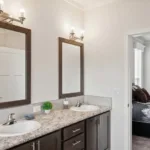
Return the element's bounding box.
[86,117,97,150]
[10,112,110,150]
[37,131,61,150]
[63,121,85,150]
[63,121,84,141]
[86,112,110,150]
[12,131,61,150]
[63,134,84,150]
[12,142,34,150]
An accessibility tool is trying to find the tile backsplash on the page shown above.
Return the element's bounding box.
[0,105,33,124]
[0,95,112,124]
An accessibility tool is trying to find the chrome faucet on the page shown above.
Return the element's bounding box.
[3,113,16,125]
[76,100,82,107]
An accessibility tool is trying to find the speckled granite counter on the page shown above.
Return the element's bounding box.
[0,105,111,150]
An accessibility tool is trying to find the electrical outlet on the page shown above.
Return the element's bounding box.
[33,105,41,113]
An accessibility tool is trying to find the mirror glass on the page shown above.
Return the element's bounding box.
[62,43,81,94]
[0,29,26,103]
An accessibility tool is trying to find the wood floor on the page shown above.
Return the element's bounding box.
[133,135,150,150]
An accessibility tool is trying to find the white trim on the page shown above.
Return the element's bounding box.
[134,43,145,52]
[124,34,132,150]
[64,0,125,11]
[64,0,84,11]
[133,37,145,45]
[125,28,150,150]
[84,0,116,11]
[126,28,150,36]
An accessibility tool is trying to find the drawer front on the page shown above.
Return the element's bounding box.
[63,134,85,150]
[63,121,84,140]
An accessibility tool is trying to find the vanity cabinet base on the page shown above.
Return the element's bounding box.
[9,112,110,150]
[11,131,61,150]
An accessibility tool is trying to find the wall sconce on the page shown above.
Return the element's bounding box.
[69,27,84,41]
[0,0,26,24]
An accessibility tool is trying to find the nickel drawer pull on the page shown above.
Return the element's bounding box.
[72,128,81,133]
[37,140,40,150]
[72,140,81,146]
[31,142,35,150]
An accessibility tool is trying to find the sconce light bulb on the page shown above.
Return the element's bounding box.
[0,0,4,5]
[81,30,85,36]
[71,27,75,33]
[20,8,25,17]
[0,0,4,11]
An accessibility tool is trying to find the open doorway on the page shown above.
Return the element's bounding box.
[129,32,150,150]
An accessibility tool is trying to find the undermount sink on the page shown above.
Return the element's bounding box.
[0,120,41,137]
[70,104,100,112]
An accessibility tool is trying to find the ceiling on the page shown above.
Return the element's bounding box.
[65,0,119,10]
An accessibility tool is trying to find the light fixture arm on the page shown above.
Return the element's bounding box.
[0,1,26,25]
[69,31,84,41]
[0,12,26,24]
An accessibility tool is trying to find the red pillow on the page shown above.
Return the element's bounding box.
[142,88,150,102]
[134,89,148,103]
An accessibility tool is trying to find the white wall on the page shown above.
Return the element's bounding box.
[84,1,150,150]
[2,0,84,103]
[144,42,150,92]
[0,0,84,123]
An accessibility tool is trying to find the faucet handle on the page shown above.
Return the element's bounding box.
[76,100,82,107]
[10,113,15,117]
[3,113,16,125]
[8,113,15,120]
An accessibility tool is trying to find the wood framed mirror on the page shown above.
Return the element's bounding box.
[0,22,31,108]
[58,37,84,98]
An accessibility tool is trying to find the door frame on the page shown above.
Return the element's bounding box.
[125,28,150,150]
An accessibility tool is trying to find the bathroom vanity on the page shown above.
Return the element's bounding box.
[0,106,111,150]
[3,110,110,150]
[0,20,111,150]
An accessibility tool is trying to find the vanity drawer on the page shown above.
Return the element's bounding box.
[63,133,85,150]
[63,121,84,140]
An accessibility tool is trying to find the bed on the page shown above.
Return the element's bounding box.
[132,101,150,137]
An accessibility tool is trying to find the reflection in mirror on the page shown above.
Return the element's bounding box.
[62,43,80,93]
[0,29,25,103]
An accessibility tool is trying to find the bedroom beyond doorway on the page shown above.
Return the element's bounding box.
[131,32,150,150]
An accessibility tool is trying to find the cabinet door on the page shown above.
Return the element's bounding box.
[86,116,97,150]
[12,142,35,150]
[37,131,61,150]
[98,112,110,150]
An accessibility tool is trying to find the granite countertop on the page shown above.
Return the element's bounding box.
[0,105,111,150]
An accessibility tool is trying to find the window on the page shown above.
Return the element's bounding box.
[134,49,143,87]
